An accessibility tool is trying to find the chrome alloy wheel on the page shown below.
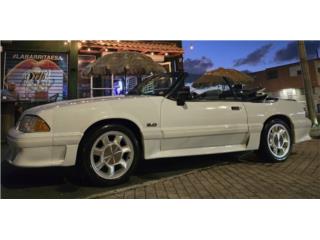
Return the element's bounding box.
[90,131,134,180]
[267,123,291,159]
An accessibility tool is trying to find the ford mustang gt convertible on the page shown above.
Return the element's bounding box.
[6,73,311,185]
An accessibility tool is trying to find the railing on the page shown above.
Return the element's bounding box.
[90,75,114,97]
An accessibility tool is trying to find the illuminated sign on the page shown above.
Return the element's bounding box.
[3,51,68,101]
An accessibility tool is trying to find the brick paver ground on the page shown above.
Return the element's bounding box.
[90,139,320,199]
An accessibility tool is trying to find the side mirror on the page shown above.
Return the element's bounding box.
[176,86,190,106]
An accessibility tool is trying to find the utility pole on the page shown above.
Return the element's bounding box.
[298,41,319,127]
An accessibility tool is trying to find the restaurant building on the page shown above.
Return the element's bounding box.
[250,58,320,114]
[0,40,184,140]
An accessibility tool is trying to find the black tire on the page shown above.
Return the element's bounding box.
[77,124,141,186]
[258,119,292,162]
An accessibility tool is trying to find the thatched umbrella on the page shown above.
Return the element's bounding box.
[83,51,166,76]
[193,67,254,88]
[192,75,225,88]
[82,52,166,97]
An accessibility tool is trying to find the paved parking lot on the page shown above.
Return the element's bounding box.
[1,139,319,199]
[91,139,320,199]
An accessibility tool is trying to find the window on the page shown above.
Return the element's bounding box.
[140,76,173,95]
[189,78,234,101]
[78,55,96,98]
[289,66,301,77]
[267,70,278,79]
[129,74,179,96]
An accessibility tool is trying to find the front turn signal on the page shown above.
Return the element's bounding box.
[18,115,50,133]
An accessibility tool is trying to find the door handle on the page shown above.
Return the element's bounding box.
[231,106,241,111]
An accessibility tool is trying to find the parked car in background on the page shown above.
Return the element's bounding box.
[6,73,312,185]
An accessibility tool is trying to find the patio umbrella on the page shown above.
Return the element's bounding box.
[194,67,254,88]
[83,51,166,76]
[82,51,166,97]
[192,75,225,88]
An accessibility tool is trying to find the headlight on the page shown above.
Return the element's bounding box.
[18,115,50,133]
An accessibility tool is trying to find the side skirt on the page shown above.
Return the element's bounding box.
[145,144,248,160]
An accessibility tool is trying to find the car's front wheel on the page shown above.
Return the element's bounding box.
[258,119,292,162]
[78,124,140,186]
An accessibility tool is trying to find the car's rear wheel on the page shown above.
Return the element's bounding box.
[78,124,140,186]
[258,119,292,162]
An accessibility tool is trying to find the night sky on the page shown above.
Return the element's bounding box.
[182,41,320,74]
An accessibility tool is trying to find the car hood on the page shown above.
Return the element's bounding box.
[26,95,154,113]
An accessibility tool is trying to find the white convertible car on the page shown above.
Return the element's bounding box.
[6,73,311,185]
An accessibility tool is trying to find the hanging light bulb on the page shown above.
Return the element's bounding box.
[88,48,91,52]
[165,52,168,56]
[151,52,154,55]
[64,41,68,45]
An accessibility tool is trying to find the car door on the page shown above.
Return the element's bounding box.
[160,81,249,151]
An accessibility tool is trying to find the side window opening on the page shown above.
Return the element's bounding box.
[187,77,235,101]
[138,75,177,96]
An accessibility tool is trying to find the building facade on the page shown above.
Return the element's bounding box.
[250,58,320,114]
[1,40,184,100]
[0,40,184,140]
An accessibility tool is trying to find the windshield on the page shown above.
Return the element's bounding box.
[128,73,182,96]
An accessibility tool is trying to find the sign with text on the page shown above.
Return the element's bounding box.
[3,51,68,101]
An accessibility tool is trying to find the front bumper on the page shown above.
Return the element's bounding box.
[6,128,80,167]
